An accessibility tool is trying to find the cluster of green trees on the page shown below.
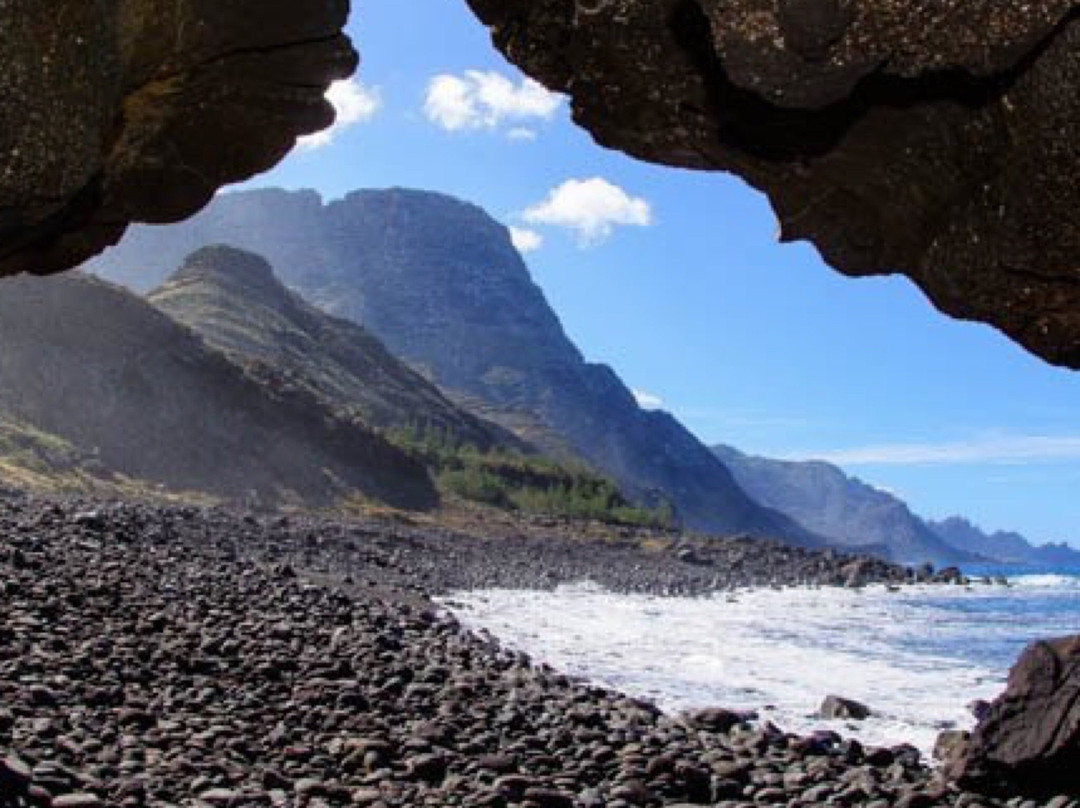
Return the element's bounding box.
[387,424,673,528]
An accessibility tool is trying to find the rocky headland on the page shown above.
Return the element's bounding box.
[1,491,1069,808]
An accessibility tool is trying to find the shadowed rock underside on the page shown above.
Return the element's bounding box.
[0,0,356,277]
[465,0,1080,368]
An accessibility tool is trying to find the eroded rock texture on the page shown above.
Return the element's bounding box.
[465,0,1080,368]
[945,635,1080,797]
[0,0,355,277]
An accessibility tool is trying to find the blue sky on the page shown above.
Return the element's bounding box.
[244,0,1080,545]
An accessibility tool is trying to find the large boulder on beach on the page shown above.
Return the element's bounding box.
[840,559,874,588]
[945,635,1080,796]
[0,0,355,277]
[820,695,871,721]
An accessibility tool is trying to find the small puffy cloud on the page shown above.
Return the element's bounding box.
[507,127,538,142]
[299,78,381,150]
[509,226,543,253]
[523,178,653,245]
[424,75,474,131]
[424,70,562,133]
[633,389,664,411]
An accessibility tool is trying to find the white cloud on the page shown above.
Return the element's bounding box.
[299,78,381,150]
[509,226,543,253]
[424,71,562,133]
[523,178,653,245]
[795,434,1080,466]
[633,389,664,411]
[507,127,538,142]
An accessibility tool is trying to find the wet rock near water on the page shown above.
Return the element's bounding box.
[0,492,1073,807]
[943,636,1080,799]
[820,696,872,722]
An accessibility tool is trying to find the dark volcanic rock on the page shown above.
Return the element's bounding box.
[0,0,355,277]
[463,0,1080,369]
[947,635,1080,797]
[0,492,1022,808]
[820,695,872,721]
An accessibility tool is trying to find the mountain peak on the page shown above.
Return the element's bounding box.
[0,272,436,509]
[171,245,282,293]
[149,245,516,451]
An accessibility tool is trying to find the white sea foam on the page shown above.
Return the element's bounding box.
[1007,573,1080,590]
[440,578,1080,757]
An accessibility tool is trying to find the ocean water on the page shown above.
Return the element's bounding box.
[440,574,1080,757]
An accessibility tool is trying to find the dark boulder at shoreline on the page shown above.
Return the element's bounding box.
[944,635,1080,798]
[820,695,872,721]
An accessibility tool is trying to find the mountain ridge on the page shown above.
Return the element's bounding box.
[148,245,518,451]
[90,187,823,546]
[712,444,975,565]
[714,444,1080,567]
[0,271,437,510]
[928,515,1080,568]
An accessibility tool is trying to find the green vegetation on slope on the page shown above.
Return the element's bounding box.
[388,425,674,528]
[0,413,178,500]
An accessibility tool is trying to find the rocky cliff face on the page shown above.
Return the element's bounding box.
[464,0,1080,369]
[148,245,517,451]
[0,271,436,509]
[714,445,1080,567]
[713,444,975,565]
[90,188,821,544]
[0,0,355,277]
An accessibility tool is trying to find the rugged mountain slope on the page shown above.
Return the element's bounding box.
[712,444,976,565]
[148,245,515,451]
[9,1,1080,375]
[0,272,435,509]
[89,187,820,544]
[928,517,1080,568]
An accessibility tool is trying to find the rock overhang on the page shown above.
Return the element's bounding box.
[3,0,1080,371]
[463,0,1080,369]
[0,0,356,278]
